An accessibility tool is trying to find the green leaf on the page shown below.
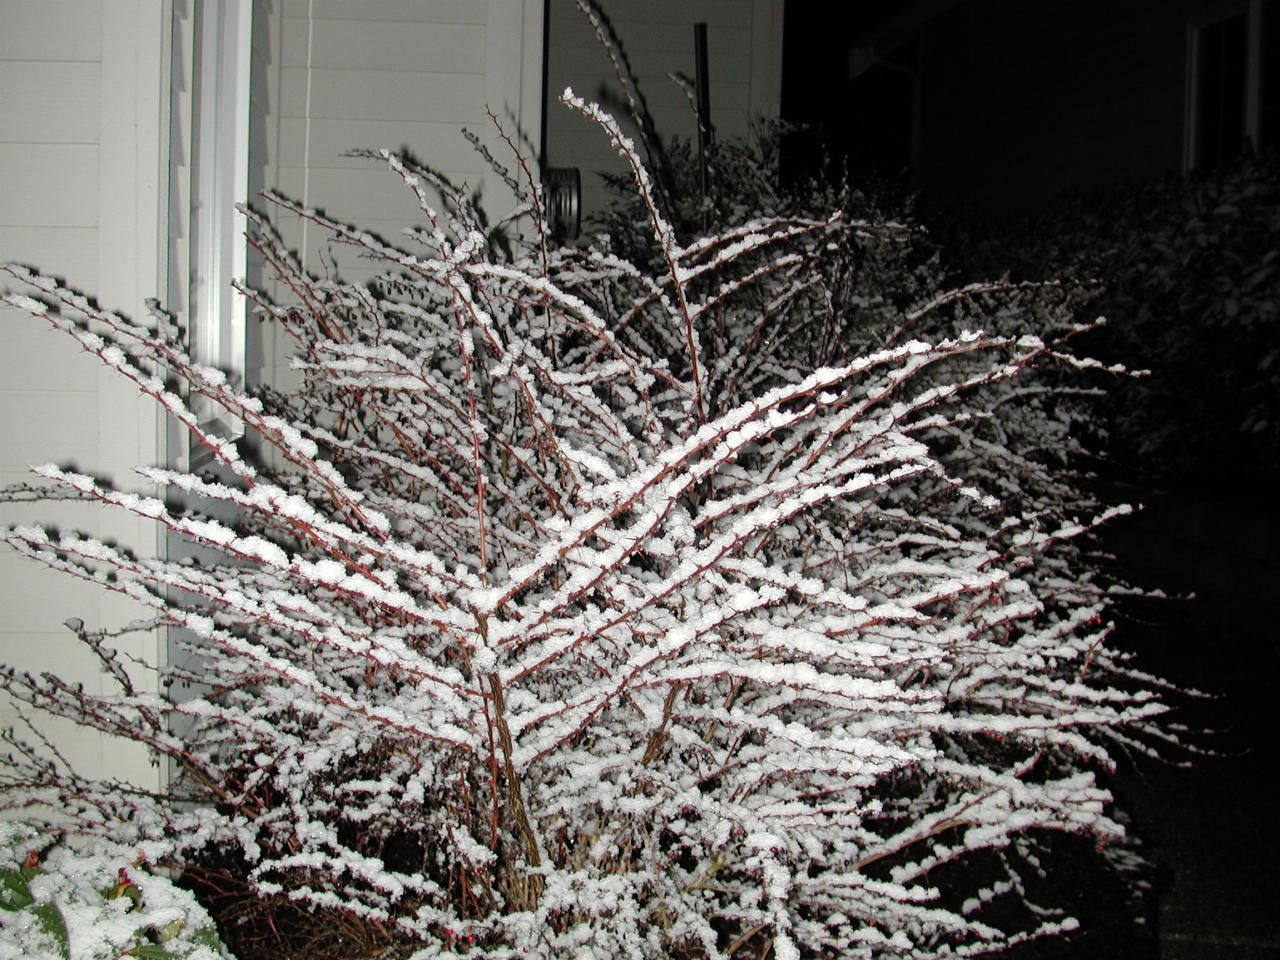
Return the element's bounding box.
[126,945,182,960]
[0,866,35,911]
[151,917,186,943]
[32,902,70,960]
[191,925,224,950]
[102,876,144,911]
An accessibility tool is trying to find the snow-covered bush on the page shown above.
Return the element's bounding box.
[937,149,1280,492]
[593,115,1109,494]
[594,116,1165,948]
[1,92,1166,960]
[0,821,227,960]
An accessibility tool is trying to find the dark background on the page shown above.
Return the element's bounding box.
[780,3,1279,958]
[782,0,1278,214]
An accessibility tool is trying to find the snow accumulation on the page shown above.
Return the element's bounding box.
[0,110,1167,958]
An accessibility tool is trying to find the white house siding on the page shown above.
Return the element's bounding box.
[0,0,167,790]
[544,0,784,223]
[0,0,545,796]
[251,0,545,394]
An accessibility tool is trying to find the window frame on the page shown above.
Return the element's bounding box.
[188,0,253,457]
[1185,0,1269,171]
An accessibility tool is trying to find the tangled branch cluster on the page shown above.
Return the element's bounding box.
[1,94,1165,960]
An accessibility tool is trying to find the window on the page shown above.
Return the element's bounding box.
[1187,0,1274,170]
[1262,0,1280,148]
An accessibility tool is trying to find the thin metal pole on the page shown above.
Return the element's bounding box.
[694,21,712,232]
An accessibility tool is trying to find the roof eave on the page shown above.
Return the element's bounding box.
[848,0,968,79]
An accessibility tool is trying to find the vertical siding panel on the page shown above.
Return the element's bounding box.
[246,0,282,385]
[0,144,99,225]
[544,0,783,224]
[0,0,165,791]
[484,0,547,219]
[0,0,102,61]
[90,0,167,790]
[0,0,102,669]
[0,63,101,144]
[749,0,784,120]
[2,0,547,792]
[264,0,541,249]
[258,0,544,389]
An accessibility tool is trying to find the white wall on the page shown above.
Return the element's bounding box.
[0,0,167,790]
[545,0,785,223]
[0,0,547,795]
[251,0,546,393]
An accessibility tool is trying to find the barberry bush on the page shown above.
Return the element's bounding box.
[1,94,1166,960]
[936,149,1280,493]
